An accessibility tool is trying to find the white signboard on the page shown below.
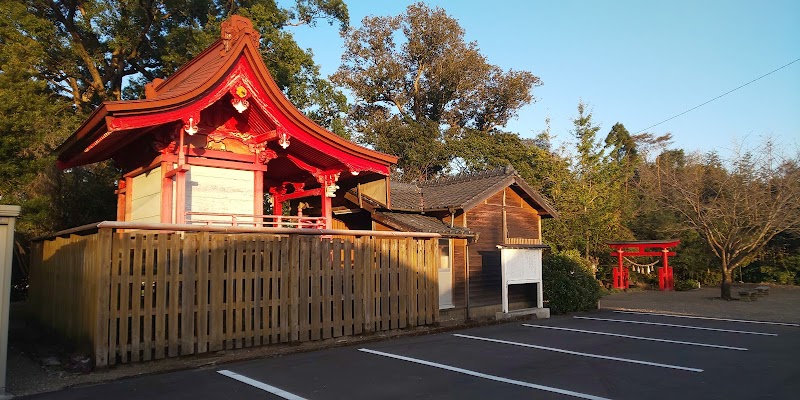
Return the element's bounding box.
[499,246,544,313]
[501,248,542,284]
[185,166,255,224]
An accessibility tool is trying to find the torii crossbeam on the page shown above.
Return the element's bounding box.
[607,240,680,291]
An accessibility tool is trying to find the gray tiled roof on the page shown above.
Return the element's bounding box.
[416,166,515,210]
[373,211,474,236]
[387,182,422,210]
[388,166,558,217]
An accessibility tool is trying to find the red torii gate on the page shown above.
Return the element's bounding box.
[608,240,680,291]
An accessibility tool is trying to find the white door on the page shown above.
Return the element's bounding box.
[438,239,454,309]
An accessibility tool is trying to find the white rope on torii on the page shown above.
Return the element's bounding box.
[623,256,660,274]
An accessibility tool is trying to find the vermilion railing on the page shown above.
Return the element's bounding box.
[185,212,325,229]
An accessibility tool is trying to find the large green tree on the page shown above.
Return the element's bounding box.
[332,2,541,181]
[543,103,632,270]
[2,0,349,126]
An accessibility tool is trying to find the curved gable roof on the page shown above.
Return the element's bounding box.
[57,16,397,174]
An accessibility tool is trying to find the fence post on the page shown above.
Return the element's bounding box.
[0,205,21,395]
[288,235,300,341]
[428,238,439,324]
[93,227,113,367]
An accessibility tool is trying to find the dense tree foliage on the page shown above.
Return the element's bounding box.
[332,2,541,181]
[1,0,349,126]
[542,104,632,271]
[639,143,800,299]
[741,232,800,285]
[542,250,602,314]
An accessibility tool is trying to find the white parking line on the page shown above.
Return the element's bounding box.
[453,334,703,372]
[612,310,800,327]
[574,316,778,336]
[522,324,748,350]
[359,348,611,400]
[217,370,307,400]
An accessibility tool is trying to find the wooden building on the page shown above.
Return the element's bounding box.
[52,14,556,317]
[55,15,397,229]
[349,166,559,311]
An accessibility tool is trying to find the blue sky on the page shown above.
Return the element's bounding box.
[285,0,799,155]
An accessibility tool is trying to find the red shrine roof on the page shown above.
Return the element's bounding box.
[56,16,397,178]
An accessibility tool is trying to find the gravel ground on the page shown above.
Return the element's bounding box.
[600,284,800,323]
[6,284,799,396]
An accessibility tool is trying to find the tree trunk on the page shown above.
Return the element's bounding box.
[720,268,733,300]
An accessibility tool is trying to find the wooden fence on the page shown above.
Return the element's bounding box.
[29,225,439,367]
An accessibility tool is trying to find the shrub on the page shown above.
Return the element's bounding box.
[543,251,602,314]
[674,279,699,291]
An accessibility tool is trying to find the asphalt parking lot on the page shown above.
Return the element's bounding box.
[21,309,800,400]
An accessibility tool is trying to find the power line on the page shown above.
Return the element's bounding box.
[636,57,800,134]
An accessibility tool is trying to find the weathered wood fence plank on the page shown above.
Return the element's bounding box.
[30,231,440,367]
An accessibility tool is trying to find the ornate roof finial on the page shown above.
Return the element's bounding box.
[220,15,261,54]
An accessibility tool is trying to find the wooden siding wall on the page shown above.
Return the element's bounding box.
[451,238,468,308]
[29,229,439,367]
[130,167,162,223]
[330,218,347,230]
[455,187,542,307]
[505,187,541,240]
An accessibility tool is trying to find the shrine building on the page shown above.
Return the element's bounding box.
[50,15,559,319]
[55,16,397,230]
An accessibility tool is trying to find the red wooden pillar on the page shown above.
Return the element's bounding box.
[613,250,624,289]
[315,172,338,230]
[622,265,629,289]
[124,176,133,221]
[173,122,196,225]
[254,170,264,224]
[667,268,674,290]
[658,248,668,291]
[160,162,174,223]
[271,189,284,228]
[175,170,187,224]
[662,248,673,291]
[116,179,127,221]
[321,194,332,229]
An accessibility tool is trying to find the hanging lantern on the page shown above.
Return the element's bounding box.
[184,117,198,136]
[278,128,290,149]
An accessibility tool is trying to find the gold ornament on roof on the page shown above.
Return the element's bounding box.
[236,86,247,98]
[231,84,250,112]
